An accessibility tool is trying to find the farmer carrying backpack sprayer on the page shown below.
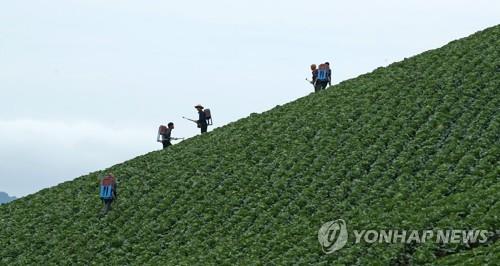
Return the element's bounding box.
[325,61,332,86]
[158,122,175,149]
[183,104,213,134]
[316,63,329,91]
[99,174,117,215]
[306,64,319,92]
[306,62,332,92]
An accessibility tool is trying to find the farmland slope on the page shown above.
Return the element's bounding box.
[1,25,499,265]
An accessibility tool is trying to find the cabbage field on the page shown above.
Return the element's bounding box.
[0,25,498,265]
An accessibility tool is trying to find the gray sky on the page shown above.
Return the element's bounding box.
[1,0,499,197]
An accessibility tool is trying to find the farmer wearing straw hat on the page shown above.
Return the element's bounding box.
[195,104,208,134]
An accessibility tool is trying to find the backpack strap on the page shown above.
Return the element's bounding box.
[317,69,327,81]
[100,184,114,199]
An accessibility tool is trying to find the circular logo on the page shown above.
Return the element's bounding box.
[318,219,348,254]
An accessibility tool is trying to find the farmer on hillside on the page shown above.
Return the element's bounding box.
[325,61,332,86]
[195,104,208,134]
[157,122,175,149]
[310,64,319,92]
[99,174,117,215]
[316,63,329,91]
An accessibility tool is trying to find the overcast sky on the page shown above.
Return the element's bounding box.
[1,0,499,197]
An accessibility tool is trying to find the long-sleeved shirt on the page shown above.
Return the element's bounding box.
[312,69,318,83]
[198,111,207,126]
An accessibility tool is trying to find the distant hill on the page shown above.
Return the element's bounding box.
[0,192,16,204]
[0,25,498,264]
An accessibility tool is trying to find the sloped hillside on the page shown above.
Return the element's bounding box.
[1,25,499,265]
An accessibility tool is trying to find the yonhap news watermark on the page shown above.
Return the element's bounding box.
[318,219,498,254]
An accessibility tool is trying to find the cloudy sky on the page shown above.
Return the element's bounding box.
[1,0,499,197]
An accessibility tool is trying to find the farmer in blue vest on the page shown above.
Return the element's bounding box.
[316,63,329,91]
[99,174,117,215]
